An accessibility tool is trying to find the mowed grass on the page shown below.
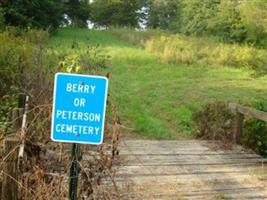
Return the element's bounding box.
[50,28,267,139]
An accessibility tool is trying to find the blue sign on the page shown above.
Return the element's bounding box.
[51,73,108,145]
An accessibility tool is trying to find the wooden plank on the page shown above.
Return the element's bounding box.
[118,139,256,155]
[116,165,267,176]
[115,170,267,178]
[150,190,267,200]
[114,139,267,199]
[119,158,266,166]
[118,153,262,160]
[113,173,267,184]
[109,178,267,189]
[118,153,261,158]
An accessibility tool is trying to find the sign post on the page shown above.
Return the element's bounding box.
[69,143,80,200]
[51,73,108,199]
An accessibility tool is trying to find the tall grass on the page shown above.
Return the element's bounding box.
[110,28,267,74]
[109,27,167,46]
[146,35,267,74]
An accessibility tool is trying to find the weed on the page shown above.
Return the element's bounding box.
[193,101,234,147]
[243,102,267,157]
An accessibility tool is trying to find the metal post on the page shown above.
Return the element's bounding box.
[69,143,80,200]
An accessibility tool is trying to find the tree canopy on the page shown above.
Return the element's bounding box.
[64,0,90,28]
[90,0,140,28]
[0,0,266,46]
[146,0,182,31]
[0,0,64,31]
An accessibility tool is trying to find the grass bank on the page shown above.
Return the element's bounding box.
[110,28,267,75]
[50,28,267,139]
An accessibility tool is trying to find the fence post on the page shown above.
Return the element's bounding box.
[234,112,244,144]
[1,105,23,200]
[1,137,19,200]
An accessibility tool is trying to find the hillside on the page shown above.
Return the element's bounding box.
[50,28,267,140]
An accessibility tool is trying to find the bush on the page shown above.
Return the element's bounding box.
[0,29,50,100]
[0,31,35,97]
[193,101,267,156]
[0,29,53,136]
[242,102,267,157]
[23,29,49,46]
[145,34,267,74]
[0,9,5,30]
[48,41,109,75]
[110,29,267,74]
[193,102,234,146]
[109,27,167,46]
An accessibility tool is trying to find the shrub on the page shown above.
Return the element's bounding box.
[193,102,234,146]
[109,27,167,46]
[193,101,267,156]
[242,102,267,157]
[0,31,35,97]
[49,42,109,75]
[145,34,267,74]
[0,29,53,137]
[23,29,49,46]
[111,29,267,74]
[0,8,5,30]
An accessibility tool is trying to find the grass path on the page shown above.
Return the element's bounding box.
[50,28,267,139]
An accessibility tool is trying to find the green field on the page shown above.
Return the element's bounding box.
[49,28,267,139]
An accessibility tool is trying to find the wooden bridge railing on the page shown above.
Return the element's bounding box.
[229,103,267,144]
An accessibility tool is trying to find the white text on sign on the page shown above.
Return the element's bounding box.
[56,82,100,136]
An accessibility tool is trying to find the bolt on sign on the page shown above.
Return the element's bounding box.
[51,73,108,145]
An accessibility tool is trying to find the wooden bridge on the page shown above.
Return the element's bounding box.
[115,139,267,200]
[113,104,267,199]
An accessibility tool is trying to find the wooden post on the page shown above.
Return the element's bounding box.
[1,104,24,200]
[18,94,27,109]
[235,112,244,144]
[1,137,19,200]
[11,109,22,132]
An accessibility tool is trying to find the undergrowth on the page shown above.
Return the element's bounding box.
[109,27,167,46]
[242,102,267,157]
[0,27,121,199]
[146,35,267,75]
[193,101,267,157]
[110,28,267,75]
[193,102,234,148]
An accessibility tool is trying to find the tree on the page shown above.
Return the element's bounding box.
[1,0,64,32]
[181,0,220,36]
[146,0,182,32]
[240,0,267,46]
[64,0,90,28]
[90,0,140,28]
[208,0,247,43]
[0,8,4,29]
